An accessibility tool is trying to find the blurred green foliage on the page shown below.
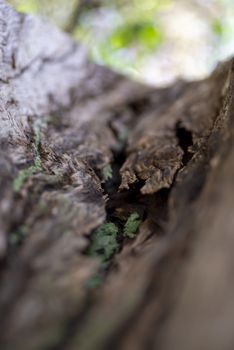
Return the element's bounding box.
[109,22,162,51]
[8,0,168,75]
[16,0,37,13]
[212,19,225,38]
[9,0,78,29]
[73,0,168,75]
[8,0,234,82]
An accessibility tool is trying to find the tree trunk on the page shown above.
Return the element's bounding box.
[0,2,234,350]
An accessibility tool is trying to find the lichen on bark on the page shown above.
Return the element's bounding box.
[0,2,234,350]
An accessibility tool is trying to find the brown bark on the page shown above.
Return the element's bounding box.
[0,2,234,350]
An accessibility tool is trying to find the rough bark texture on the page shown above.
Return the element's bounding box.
[0,2,234,350]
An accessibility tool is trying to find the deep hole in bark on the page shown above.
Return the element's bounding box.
[176,123,193,166]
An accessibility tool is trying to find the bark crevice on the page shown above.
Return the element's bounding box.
[1,2,234,350]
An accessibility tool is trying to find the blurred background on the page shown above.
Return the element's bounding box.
[8,0,234,86]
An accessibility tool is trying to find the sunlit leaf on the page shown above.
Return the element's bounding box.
[212,19,225,37]
[109,21,163,51]
[16,0,38,14]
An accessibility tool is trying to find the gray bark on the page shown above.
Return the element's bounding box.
[0,1,234,350]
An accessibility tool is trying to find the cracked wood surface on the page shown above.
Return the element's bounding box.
[0,1,234,350]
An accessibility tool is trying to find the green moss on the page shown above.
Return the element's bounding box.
[102,165,113,182]
[124,212,141,239]
[13,122,43,193]
[37,199,49,215]
[13,165,40,193]
[85,223,119,290]
[114,127,129,152]
[87,223,119,263]
[85,274,103,290]
[118,128,128,144]
[33,122,42,169]
[10,225,29,245]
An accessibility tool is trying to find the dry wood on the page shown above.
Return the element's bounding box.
[0,2,234,350]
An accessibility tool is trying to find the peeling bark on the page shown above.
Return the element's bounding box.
[0,2,234,350]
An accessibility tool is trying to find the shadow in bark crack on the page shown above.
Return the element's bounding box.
[176,123,193,166]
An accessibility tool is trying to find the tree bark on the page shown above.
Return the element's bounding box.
[0,1,234,350]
